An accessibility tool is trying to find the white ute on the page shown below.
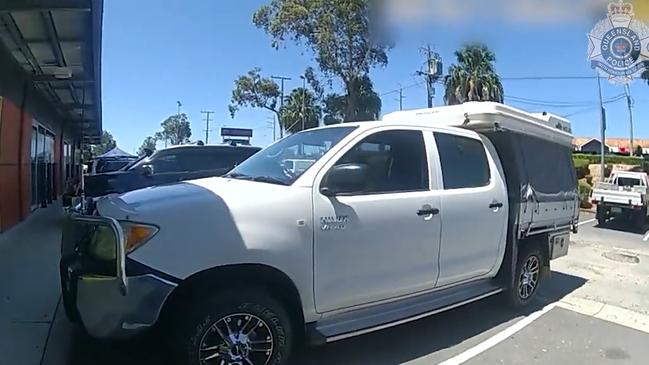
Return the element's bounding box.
[592,170,649,227]
[60,102,578,365]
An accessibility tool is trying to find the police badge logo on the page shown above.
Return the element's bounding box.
[588,1,649,84]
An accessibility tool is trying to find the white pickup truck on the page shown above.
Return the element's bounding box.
[592,171,649,227]
[60,103,578,365]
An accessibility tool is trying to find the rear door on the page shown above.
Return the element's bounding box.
[433,130,508,287]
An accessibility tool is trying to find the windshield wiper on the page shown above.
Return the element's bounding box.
[251,176,289,186]
[224,172,252,180]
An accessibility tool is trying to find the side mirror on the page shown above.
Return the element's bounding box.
[320,163,368,196]
[142,164,154,177]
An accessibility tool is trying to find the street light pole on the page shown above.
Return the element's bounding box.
[596,75,606,181]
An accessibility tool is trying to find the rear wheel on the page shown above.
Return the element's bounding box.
[505,246,543,308]
[596,205,607,225]
[635,208,646,229]
[171,289,294,365]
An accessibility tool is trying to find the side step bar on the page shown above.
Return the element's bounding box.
[307,279,503,344]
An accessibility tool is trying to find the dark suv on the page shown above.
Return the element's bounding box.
[82,144,261,198]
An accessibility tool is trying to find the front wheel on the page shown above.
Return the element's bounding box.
[171,289,295,365]
[505,246,543,308]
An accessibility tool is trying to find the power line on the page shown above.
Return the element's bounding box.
[501,76,601,80]
[380,81,423,97]
[505,94,626,108]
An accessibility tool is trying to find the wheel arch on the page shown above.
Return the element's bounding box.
[158,263,306,335]
[519,233,550,276]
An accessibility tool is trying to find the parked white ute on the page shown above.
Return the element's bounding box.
[61,102,578,365]
[592,170,649,227]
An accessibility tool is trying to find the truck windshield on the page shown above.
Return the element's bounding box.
[226,127,356,185]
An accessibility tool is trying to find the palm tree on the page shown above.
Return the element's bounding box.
[444,44,504,105]
[280,88,322,134]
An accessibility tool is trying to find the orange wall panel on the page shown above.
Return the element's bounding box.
[20,111,32,217]
[0,164,20,231]
[0,98,20,165]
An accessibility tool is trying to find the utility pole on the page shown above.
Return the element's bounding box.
[266,116,276,141]
[201,110,214,144]
[395,84,405,110]
[416,45,443,108]
[596,74,606,181]
[624,84,635,155]
[300,75,307,131]
[271,75,291,138]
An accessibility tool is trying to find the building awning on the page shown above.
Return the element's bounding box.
[0,0,102,144]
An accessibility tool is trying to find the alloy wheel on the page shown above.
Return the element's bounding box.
[518,255,540,300]
[198,313,274,365]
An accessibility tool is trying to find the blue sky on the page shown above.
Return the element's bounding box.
[102,0,649,154]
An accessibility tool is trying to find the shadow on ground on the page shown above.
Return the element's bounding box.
[54,272,586,365]
[595,216,648,235]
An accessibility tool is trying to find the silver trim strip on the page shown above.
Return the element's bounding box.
[325,288,504,343]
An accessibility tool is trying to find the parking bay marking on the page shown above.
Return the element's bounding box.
[437,302,557,365]
[577,218,596,227]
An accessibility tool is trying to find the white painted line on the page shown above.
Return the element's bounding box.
[438,302,557,365]
[642,231,649,241]
[577,218,597,227]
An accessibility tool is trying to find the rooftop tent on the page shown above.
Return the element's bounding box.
[97,147,136,158]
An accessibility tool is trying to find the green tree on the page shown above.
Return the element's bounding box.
[280,88,322,133]
[229,68,283,135]
[642,69,649,86]
[91,130,116,156]
[444,44,504,105]
[156,113,192,146]
[253,0,390,121]
[138,136,157,156]
[323,75,381,124]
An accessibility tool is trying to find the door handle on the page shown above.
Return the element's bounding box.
[489,202,504,209]
[417,208,440,216]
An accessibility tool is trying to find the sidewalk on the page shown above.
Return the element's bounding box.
[0,203,64,365]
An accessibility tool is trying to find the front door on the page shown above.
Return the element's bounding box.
[313,129,442,313]
[433,131,508,287]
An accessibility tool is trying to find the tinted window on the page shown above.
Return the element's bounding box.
[435,133,490,189]
[333,130,428,194]
[182,149,256,171]
[150,153,182,173]
[617,177,641,187]
[96,160,131,173]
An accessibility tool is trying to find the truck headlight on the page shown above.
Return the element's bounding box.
[87,222,158,261]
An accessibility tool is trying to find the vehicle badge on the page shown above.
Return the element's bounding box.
[588,1,649,84]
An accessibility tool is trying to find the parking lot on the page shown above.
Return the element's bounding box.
[3,208,649,365]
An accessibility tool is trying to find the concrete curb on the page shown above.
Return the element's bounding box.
[558,296,649,334]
